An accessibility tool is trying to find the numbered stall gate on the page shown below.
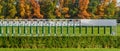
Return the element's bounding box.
[0,19,117,36]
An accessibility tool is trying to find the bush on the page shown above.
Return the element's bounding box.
[0,36,118,48]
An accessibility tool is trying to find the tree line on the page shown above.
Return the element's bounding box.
[0,0,119,19]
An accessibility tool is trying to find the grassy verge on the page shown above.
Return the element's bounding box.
[0,48,119,51]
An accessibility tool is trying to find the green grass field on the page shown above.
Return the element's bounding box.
[0,48,119,51]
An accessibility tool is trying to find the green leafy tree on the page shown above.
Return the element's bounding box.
[5,0,17,19]
[69,0,79,18]
[0,1,3,19]
[88,0,100,18]
[40,0,57,19]
[0,0,6,19]
[105,2,116,18]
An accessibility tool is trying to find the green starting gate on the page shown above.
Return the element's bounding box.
[0,19,117,36]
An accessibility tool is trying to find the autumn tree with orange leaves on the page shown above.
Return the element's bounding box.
[0,0,118,19]
[18,0,26,19]
[78,0,91,19]
[55,0,63,18]
[30,0,43,19]
[25,2,31,19]
[55,0,70,18]
[96,0,109,17]
[18,0,43,19]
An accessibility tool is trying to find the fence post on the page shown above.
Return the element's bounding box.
[67,20,69,36]
[48,22,51,36]
[42,23,44,36]
[12,25,14,36]
[73,21,75,35]
[18,25,20,36]
[98,26,100,34]
[54,22,57,36]
[110,26,112,34]
[61,22,63,36]
[24,25,26,36]
[79,20,82,35]
[36,26,39,36]
[91,26,94,34]
[104,26,106,34]
[0,26,1,36]
[30,25,32,36]
[6,26,9,36]
[85,26,87,34]
[115,26,117,35]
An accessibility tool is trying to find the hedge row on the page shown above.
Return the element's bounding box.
[0,36,118,48]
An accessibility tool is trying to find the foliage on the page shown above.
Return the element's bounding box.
[96,0,117,19]
[30,0,43,19]
[40,0,57,19]
[0,0,6,19]
[105,2,116,19]
[0,36,118,48]
[0,48,119,51]
[0,0,119,19]
[18,0,26,19]
[0,2,3,19]
[78,0,91,19]
[7,0,17,19]
[88,0,100,18]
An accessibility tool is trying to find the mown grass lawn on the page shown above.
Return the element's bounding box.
[0,48,119,51]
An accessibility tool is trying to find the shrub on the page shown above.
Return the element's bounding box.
[0,36,118,48]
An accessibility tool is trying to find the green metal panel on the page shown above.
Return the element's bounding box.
[0,26,2,36]
[18,26,20,35]
[36,26,39,36]
[0,26,1,34]
[98,26,100,34]
[73,24,75,34]
[12,26,14,36]
[54,24,57,35]
[104,26,106,34]
[79,26,82,34]
[24,26,26,36]
[60,25,63,35]
[30,26,32,36]
[6,26,9,35]
[91,26,94,34]
[67,24,69,35]
[48,24,51,35]
[85,26,87,34]
[42,24,44,36]
[110,26,112,34]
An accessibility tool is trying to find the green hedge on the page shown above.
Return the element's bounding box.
[0,36,118,48]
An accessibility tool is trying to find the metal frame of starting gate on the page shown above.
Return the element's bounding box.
[0,19,117,36]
